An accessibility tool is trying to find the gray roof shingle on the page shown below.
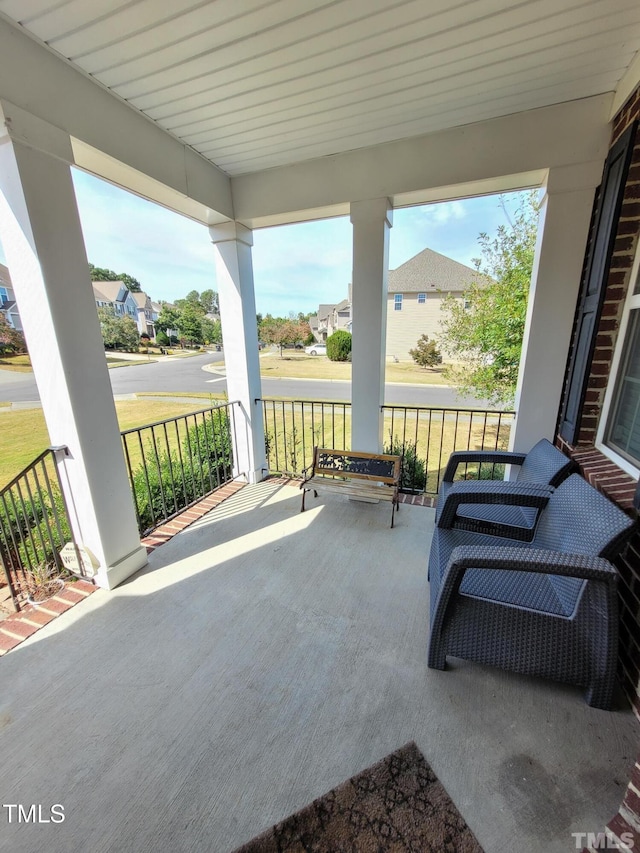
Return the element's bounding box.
[388,247,481,293]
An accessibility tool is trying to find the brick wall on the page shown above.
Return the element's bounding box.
[562,85,640,853]
[557,84,640,716]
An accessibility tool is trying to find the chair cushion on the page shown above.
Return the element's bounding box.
[430,527,579,616]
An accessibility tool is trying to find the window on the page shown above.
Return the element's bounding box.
[394,294,403,311]
[417,293,426,304]
[0,287,8,304]
[599,244,640,473]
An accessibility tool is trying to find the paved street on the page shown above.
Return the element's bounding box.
[0,352,492,409]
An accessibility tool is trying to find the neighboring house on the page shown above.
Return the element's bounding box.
[0,262,22,331]
[386,248,480,361]
[131,291,156,338]
[312,297,352,341]
[91,281,138,321]
[315,304,334,341]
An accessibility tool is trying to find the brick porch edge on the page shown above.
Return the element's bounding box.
[0,479,247,657]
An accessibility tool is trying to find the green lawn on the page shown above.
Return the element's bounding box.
[0,399,210,486]
[0,354,33,372]
[249,351,450,384]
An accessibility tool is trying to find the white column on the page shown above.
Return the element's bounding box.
[0,110,147,589]
[512,167,599,452]
[209,222,266,482]
[350,198,393,452]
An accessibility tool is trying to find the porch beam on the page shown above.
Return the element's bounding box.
[511,164,602,452]
[0,18,232,224]
[209,222,266,482]
[233,95,612,227]
[350,198,393,453]
[0,115,148,589]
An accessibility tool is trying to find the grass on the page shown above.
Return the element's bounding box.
[262,401,513,492]
[0,354,32,372]
[257,351,449,384]
[0,399,210,486]
[0,393,512,501]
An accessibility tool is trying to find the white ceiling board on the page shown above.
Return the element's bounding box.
[0,0,638,181]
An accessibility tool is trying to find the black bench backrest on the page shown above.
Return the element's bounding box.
[314,449,400,484]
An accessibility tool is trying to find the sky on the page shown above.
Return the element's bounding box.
[0,168,528,317]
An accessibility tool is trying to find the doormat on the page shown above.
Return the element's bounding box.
[231,741,483,852]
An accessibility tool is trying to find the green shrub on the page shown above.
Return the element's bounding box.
[327,330,352,362]
[384,436,426,492]
[0,488,71,574]
[131,413,234,532]
[409,334,442,368]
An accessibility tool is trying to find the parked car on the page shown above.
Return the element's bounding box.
[305,343,327,356]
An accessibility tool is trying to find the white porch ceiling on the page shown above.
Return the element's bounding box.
[1,0,639,179]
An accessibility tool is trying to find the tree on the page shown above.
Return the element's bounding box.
[438,191,540,405]
[97,307,139,350]
[177,302,204,345]
[259,316,310,356]
[201,317,222,345]
[200,289,219,315]
[89,263,142,292]
[155,304,181,336]
[175,289,219,316]
[409,334,442,368]
[0,314,26,355]
[326,330,352,362]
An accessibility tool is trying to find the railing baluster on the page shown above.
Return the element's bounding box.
[0,447,79,609]
[255,399,514,497]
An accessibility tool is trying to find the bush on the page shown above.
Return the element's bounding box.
[327,330,352,362]
[409,334,442,368]
[131,413,234,532]
[156,331,170,346]
[0,488,71,576]
[384,436,426,492]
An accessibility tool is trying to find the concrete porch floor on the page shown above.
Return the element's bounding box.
[0,481,636,853]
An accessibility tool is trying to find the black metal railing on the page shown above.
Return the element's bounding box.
[382,404,515,493]
[0,446,80,612]
[121,401,239,535]
[260,398,515,494]
[262,399,350,475]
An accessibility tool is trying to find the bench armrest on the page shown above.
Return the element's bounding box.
[442,450,527,482]
[299,461,315,480]
[438,481,553,530]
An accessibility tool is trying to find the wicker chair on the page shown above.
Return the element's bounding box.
[435,438,576,541]
[428,474,636,709]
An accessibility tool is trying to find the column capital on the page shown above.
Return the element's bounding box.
[350,197,393,227]
[544,161,605,196]
[209,220,253,247]
[0,99,73,164]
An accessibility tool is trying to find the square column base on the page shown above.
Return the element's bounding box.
[94,545,149,591]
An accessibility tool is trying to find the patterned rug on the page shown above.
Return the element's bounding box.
[231,741,483,852]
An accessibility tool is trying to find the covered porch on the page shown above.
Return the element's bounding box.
[1,481,635,853]
[0,3,640,850]
[0,3,635,593]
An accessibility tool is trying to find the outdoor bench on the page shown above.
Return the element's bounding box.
[300,447,401,527]
[428,473,636,708]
